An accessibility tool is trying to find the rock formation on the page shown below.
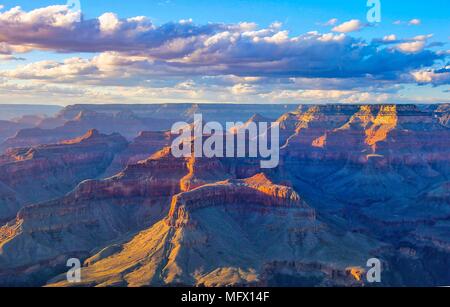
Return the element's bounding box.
[0,103,449,287]
[0,129,128,223]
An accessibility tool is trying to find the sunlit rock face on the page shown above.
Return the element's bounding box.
[47,174,378,287]
[0,103,449,287]
[0,142,243,286]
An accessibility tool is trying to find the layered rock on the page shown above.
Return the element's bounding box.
[59,104,293,126]
[278,104,450,203]
[0,145,230,286]
[0,120,32,148]
[2,104,293,151]
[229,113,274,134]
[1,110,172,151]
[0,103,449,287]
[0,129,128,223]
[48,174,379,287]
[102,131,174,178]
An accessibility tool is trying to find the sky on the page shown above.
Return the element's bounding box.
[0,0,449,105]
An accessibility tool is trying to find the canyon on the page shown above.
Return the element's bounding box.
[0,103,449,287]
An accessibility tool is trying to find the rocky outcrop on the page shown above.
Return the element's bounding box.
[170,174,310,222]
[102,131,174,178]
[0,103,449,287]
[0,129,128,223]
[1,110,172,150]
[0,145,193,285]
[0,120,32,149]
[47,174,378,287]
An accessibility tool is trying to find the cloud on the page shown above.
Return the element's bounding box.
[0,54,25,62]
[0,5,223,54]
[412,65,450,86]
[1,31,441,85]
[260,89,391,104]
[98,12,121,33]
[231,83,258,95]
[332,19,364,33]
[397,41,426,53]
[383,34,397,42]
[395,34,433,53]
[0,5,448,104]
[321,18,338,26]
[393,19,422,26]
[408,19,421,26]
[0,42,31,54]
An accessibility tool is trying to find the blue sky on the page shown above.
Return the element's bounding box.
[8,0,449,39]
[0,0,448,104]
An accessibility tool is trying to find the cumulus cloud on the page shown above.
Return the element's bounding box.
[0,42,31,54]
[0,5,448,104]
[408,19,421,26]
[1,31,440,84]
[332,19,364,33]
[98,12,121,33]
[0,6,441,81]
[397,41,426,53]
[395,34,433,53]
[412,66,450,86]
[383,34,397,42]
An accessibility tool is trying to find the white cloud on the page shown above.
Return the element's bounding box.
[231,83,258,95]
[383,34,397,42]
[262,89,354,101]
[413,34,433,41]
[0,5,446,105]
[98,12,121,33]
[393,19,422,26]
[0,5,81,28]
[261,89,391,104]
[408,19,421,26]
[395,34,432,53]
[323,18,338,26]
[396,41,426,53]
[332,19,364,33]
[412,67,450,86]
[0,54,25,62]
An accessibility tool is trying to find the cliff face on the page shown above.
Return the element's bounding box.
[0,103,449,287]
[0,110,168,151]
[1,104,294,152]
[279,105,450,203]
[47,174,378,287]
[102,131,174,178]
[273,105,450,286]
[0,145,192,285]
[0,120,32,146]
[0,129,128,223]
[170,174,308,221]
[280,104,449,163]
